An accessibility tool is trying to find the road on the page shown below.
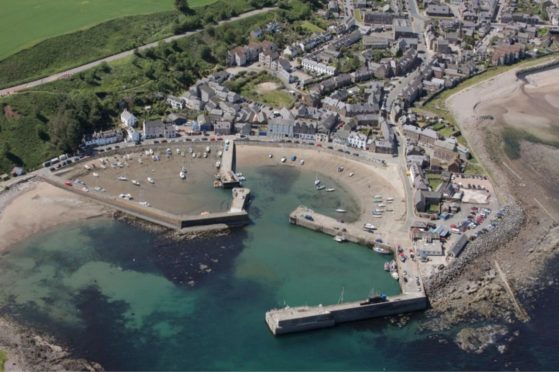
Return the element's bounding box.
[0,7,277,97]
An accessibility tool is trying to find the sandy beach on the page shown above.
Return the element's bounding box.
[0,181,109,252]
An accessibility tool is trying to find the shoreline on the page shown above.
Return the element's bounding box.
[425,64,559,329]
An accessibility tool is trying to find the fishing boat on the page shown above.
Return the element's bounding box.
[363,223,376,231]
[92,172,99,177]
[281,157,286,163]
[132,180,140,186]
[326,188,336,192]
[147,177,155,184]
[314,176,321,186]
[215,160,221,169]
[333,235,346,243]
[316,185,326,191]
[118,176,128,181]
[374,247,391,255]
[335,208,347,213]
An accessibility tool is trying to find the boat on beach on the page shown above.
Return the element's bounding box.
[281,157,286,163]
[326,188,336,192]
[118,176,127,181]
[268,153,273,158]
[215,160,221,168]
[92,172,99,177]
[348,172,354,177]
[147,177,155,184]
[363,223,376,231]
[179,170,186,179]
[132,180,140,186]
[206,146,211,153]
[139,201,151,207]
[335,208,347,213]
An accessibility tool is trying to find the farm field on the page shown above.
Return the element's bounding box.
[0,0,218,60]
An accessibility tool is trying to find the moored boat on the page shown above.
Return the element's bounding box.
[333,235,346,243]
[215,160,221,168]
[335,208,347,213]
[281,157,286,163]
[147,177,155,184]
[314,176,321,186]
[316,185,326,191]
[118,176,127,181]
[363,223,376,231]
[132,180,140,186]
[391,271,399,280]
[326,188,336,192]
[373,247,391,255]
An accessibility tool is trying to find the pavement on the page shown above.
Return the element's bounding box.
[0,7,277,96]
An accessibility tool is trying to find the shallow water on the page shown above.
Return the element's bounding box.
[1,165,559,370]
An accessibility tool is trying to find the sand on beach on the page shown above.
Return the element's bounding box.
[445,63,559,288]
[0,182,108,252]
[236,144,408,244]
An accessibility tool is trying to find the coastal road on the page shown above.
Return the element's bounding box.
[0,7,277,97]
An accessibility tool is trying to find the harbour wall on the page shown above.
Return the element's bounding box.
[40,174,250,231]
[266,293,428,335]
[515,58,559,80]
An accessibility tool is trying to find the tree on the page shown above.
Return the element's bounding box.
[175,0,192,14]
[48,109,82,153]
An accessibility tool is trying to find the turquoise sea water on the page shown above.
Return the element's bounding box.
[1,165,559,370]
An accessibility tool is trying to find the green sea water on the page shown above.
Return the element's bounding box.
[1,164,558,370]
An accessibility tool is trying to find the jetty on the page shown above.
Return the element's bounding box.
[266,292,427,335]
[216,140,240,188]
[265,205,428,335]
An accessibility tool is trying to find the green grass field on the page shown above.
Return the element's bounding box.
[0,0,218,60]
[0,349,7,372]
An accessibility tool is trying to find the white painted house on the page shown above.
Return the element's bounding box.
[347,132,368,150]
[120,109,137,128]
[301,58,337,76]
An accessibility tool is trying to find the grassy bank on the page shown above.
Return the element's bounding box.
[0,0,314,173]
[225,71,295,108]
[0,350,6,372]
[0,0,274,89]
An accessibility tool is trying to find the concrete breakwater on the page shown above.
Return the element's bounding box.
[288,206,393,250]
[40,174,250,231]
[266,293,427,335]
[515,58,559,80]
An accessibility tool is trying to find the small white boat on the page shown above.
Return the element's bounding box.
[139,201,151,207]
[118,176,128,181]
[206,146,211,153]
[84,164,92,170]
[334,235,346,243]
[374,247,391,255]
[391,272,399,280]
[326,188,336,192]
[316,185,326,191]
[372,215,383,218]
[82,187,89,192]
[92,172,99,177]
[268,153,273,158]
[147,177,155,184]
[203,152,208,158]
[335,208,347,213]
[176,148,181,154]
[386,197,394,202]
[374,195,382,199]
[363,223,376,231]
[132,180,140,186]
[215,161,221,169]
[314,176,321,186]
[348,172,354,177]
[179,171,186,179]
[218,150,223,157]
[281,157,286,163]
[238,176,246,181]
[94,186,105,192]
[300,159,305,165]
[192,153,197,158]
[138,158,143,164]
[378,203,386,208]
[188,147,193,154]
